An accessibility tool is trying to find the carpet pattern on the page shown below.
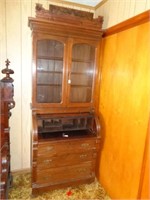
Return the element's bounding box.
[9,173,110,200]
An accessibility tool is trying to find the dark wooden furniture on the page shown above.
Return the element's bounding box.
[0,60,15,199]
[29,4,103,194]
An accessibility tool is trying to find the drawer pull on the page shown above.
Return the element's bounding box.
[2,157,7,164]
[44,177,50,180]
[0,181,6,186]
[93,153,97,158]
[46,146,54,151]
[81,143,89,147]
[2,169,7,173]
[44,159,52,164]
[80,154,87,158]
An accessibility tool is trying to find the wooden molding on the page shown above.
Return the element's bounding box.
[34,3,103,30]
[49,4,94,20]
[103,10,150,37]
[29,4,103,40]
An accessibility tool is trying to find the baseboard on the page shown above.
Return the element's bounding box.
[11,168,31,175]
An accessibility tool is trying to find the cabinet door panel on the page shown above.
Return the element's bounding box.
[36,39,64,103]
[37,86,61,103]
[37,40,64,57]
[69,43,95,103]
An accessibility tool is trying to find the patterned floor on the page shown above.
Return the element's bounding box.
[9,173,110,200]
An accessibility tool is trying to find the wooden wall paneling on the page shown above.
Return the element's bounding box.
[134,0,147,16]
[97,1,110,30]
[107,0,119,28]
[122,1,131,22]
[146,0,150,9]
[98,19,150,199]
[128,0,136,18]
[21,0,32,169]
[95,0,150,29]
[103,10,150,37]
[116,0,126,24]
[31,0,38,17]
[6,0,22,170]
[94,6,102,24]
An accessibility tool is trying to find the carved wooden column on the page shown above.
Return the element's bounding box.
[0,59,15,200]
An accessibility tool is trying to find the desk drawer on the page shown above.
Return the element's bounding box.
[37,152,97,169]
[36,162,95,185]
[38,138,98,157]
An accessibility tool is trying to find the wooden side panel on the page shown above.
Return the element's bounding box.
[138,118,150,199]
[139,145,150,199]
[98,21,150,199]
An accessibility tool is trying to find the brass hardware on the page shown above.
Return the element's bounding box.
[77,169,86,173]
[44,177,50,180]
[81,143,89,147]
[80,154,87,158]
[44,159,52,164]
[46,146,54,151]
[2,157,7,164]
[2,169,7,173]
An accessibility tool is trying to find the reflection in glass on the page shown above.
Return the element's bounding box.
[36,40,64,103]
[70,44,95,103]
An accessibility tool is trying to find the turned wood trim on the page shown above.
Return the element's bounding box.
[103,10,150,37]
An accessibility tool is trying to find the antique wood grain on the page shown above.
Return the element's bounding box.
[98,12,150,199]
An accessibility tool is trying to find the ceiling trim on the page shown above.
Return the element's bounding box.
[95,0,109,10]
[48,0,95,11]
[48,0,107,11]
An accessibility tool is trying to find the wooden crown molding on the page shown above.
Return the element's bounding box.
[34,3,104,26]
[29,3,104,38]
[103,10,150,37]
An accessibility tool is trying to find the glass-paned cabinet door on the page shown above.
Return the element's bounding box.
[69,43,95,103]
[36,40,64,103]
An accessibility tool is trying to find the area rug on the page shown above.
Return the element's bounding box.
[9,173,110,200]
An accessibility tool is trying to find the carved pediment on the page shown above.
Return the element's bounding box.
[35,3,103,30]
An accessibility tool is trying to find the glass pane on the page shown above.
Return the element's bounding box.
[70,44,95,103]
[36,40,64,103]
